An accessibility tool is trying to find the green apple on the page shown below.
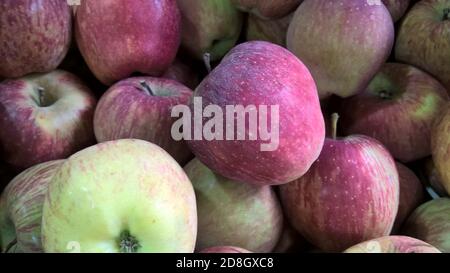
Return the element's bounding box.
[0,160,64,253]
[176,0,244,61]
[41,139,197,253]
[184,158,283,253]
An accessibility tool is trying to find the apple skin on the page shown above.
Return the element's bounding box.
[246,13,293,47]
[94,77,193,165]
[395,0,450,92]
[287,0,394,99]
[199,246,251,253]
[272,220,309,253]
[0,160,64,253]
[0,0,72,78]
[162,60,199,90]
[432,103,450,196]
[344,236,441,253]
[187,41,325,186]
[41,139,197,253]
[75,0,181,85]
[0,70,97,171]
[402,198,450,253]
[184,158,283,253]
[339,63,449,163]
[382,0,411,22]
[392,163,425,233]
[424,158,448,197]
[176,0,243,61]
[231,0,302,19]
[280,135,399,252]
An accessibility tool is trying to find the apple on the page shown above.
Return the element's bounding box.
[424,158,448,197]
[176,0,243,61]
[94,77,193,165]
[0,70,97,171]
[246,13,293,47]
[41,139,197,253]
[184,158,283,253]
[0,0,72,78]
[396,0,450,92]
[0,160,64,253]
[280,114,399,252]
[187,41,325,186]
[231,0,302,19]
[344,236,441,253]
[392,163,425,233]
[162,60,200,90]
[432,103,450,196]
[287,0,394,99]
[75,0,181,85]
[402,198,450,253]
[199,246,251,253]
[382,0,411,22]
[339,63,449,163]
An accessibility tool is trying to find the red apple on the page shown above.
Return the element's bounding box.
[287,0,394,99]
[231,0,302,19]
[0,0,72,78]
[162,60,199,90]
[0,70,97,171]
[396,0,450,92]
[75,0,181,85]
[94,77,193,165]
[344,236,441,253]
[280,115,399,252]
[402,198,450,253]
[392,163,425,233]
[187,41,325,186]
[184,158,283,253]
[382,0,411,22]
[272,220,309,253]
[339,63,449,163]
[199,246,251,253]
[0,160,63,253]
[432,103,450,196]
[246,13,293,47]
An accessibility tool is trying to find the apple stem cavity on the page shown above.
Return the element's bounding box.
[379,90,393,100]
[203,52,212,74]
[331,113,339,140]
[37,87,45,106]
[444,8,450,20]
[139,80,154,96]
[118,230,141,253]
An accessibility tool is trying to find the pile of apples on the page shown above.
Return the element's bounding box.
[0,0,449,253]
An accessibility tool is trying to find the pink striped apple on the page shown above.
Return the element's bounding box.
[0,70,97,171]
[287,0,394,98]
[280,115,399,252]
[75,0,181,85]
[94,77,193,165]
[0,0,72,78]
[0,160,64,253]
[339,63,449,163]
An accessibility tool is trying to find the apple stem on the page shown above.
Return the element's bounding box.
[444,8,450,20]
[331,113,339,140]
[203,52,212,74]
[37,87,45,106]
[118,230,141,253]
[4,238,17,253]
[139,80,154,96]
